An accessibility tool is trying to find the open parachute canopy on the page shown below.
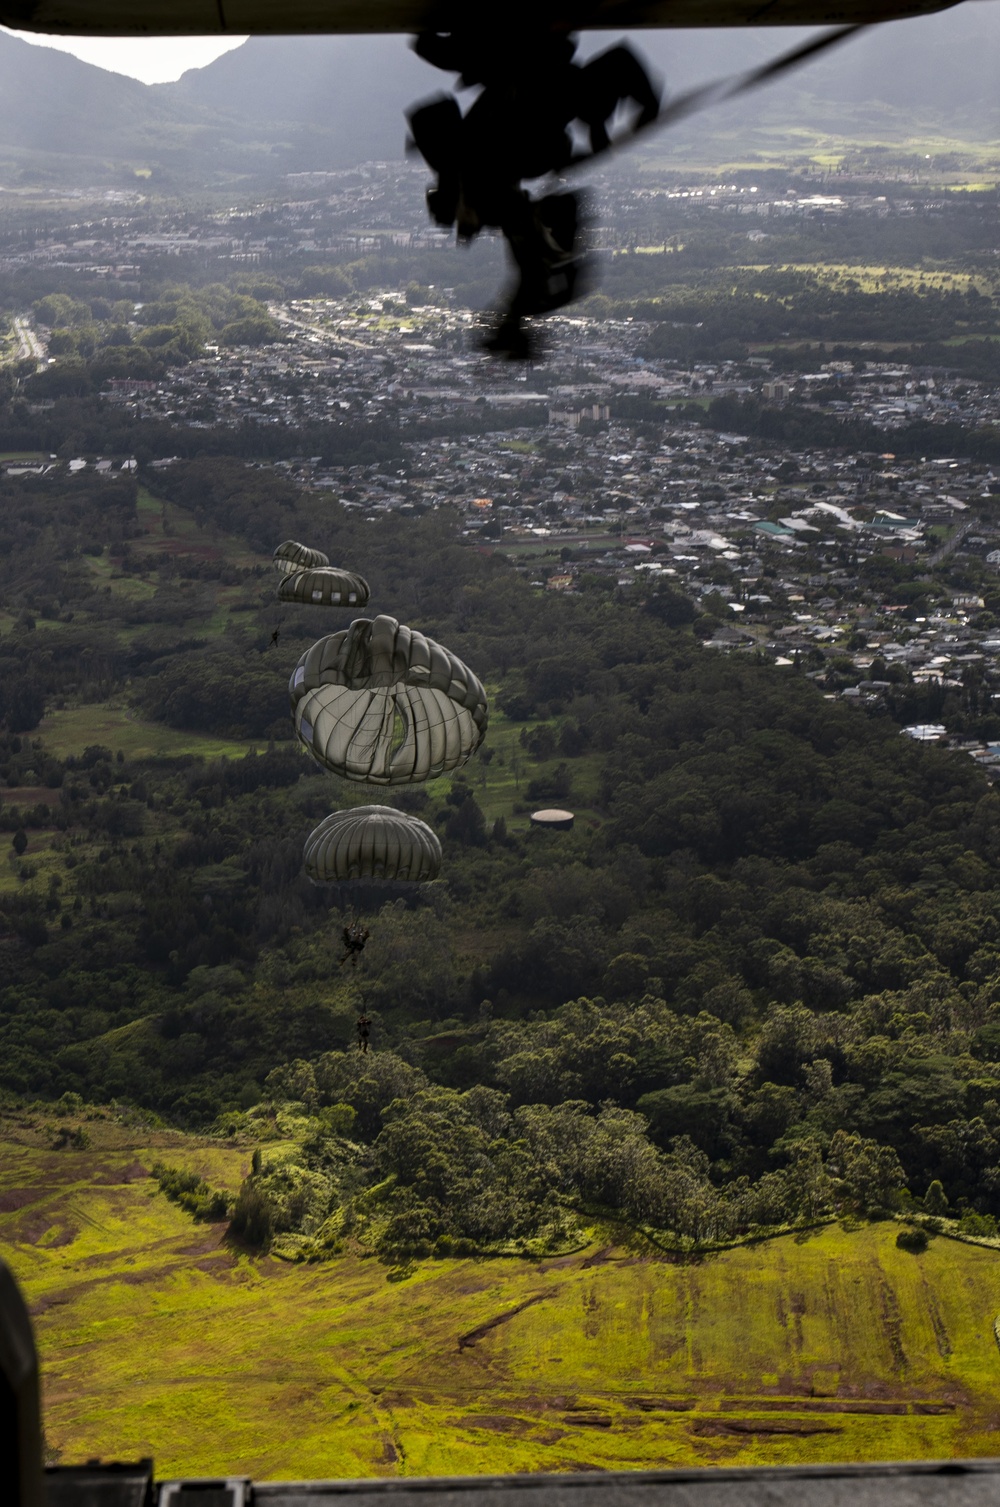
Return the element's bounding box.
[279,567,371,610]
[290,613,488,784]
[304,805,442,887]
[273,540,331,576]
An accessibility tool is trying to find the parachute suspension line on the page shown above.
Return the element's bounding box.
[356,997,372,1055]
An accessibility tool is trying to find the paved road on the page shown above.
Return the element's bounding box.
[12,315,45,367]
[928,519,973,566]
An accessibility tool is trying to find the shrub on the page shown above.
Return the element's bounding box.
[151,1161,230,1222]
[896,1227,929,1253]
[229,1183,275,1251]
[959,1210,998,1239]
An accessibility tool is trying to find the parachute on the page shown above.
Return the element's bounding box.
[270,539,489,1035]
[273,540,330,576]
[304,804,443,887]
[290,613,488,784]
[278,567,370,610]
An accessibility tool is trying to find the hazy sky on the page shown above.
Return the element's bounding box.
[0,29,248,83]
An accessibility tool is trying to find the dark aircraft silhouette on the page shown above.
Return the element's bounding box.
[0,0,965,351]
[0,0,961,34]
[404,20,881,353]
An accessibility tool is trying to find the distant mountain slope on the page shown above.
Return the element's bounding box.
[170,33,427,132]
[635,3,1000,117]
[0,6,994,184]
[0,29,204,158]
[166,5,999,160]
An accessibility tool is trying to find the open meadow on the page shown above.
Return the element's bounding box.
[3,1114,1000,1481]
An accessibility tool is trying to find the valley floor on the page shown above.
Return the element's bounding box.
[2,1113,1000,1481]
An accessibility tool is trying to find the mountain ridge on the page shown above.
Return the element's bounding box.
[0,9,993,185]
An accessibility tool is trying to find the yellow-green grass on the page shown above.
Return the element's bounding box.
[5,1118,1000,1480]
[630,130,1000,184]
[332,704,604,829]
[0,612,65,634]
[35,705,262,763]
[632,150,1000,189]
[0,831,66,896]
[83,555,159,602]
[736,264,994,294]
[465,707,603,827]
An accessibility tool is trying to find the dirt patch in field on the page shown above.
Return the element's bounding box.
[464,1415,535,1436]
[457,1293,549,1351]
[0,1187,50,1213]
[29,1294,70,1317]
[0,786,63,806]
[91,1160,150,1186]
[146,541,223,560]
[581,1246,615,1268]
[178,1229,231,1258]
[39,1224,77,1248]
[633,1398,696,1412]
[12,1212,76,1246]
[695,1418,843,1437]
[719,1397,909,1415]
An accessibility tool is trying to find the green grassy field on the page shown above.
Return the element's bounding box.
[736,264,997,295]
[632,125,1000,184]
[34,705,260,762]
[4,1114,1000,1481]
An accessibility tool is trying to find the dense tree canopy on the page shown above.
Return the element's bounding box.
[2,462,1000,1260]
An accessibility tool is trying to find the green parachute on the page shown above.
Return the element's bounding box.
[271,543,489,1034]
[290,613,488,784]
[304,804,442,887]
[273,539,330,575]
[278,567,370,610]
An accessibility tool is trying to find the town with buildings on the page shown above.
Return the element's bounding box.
[3,165,1000,766]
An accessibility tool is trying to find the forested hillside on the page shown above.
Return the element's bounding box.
[4,460,1000,1264]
